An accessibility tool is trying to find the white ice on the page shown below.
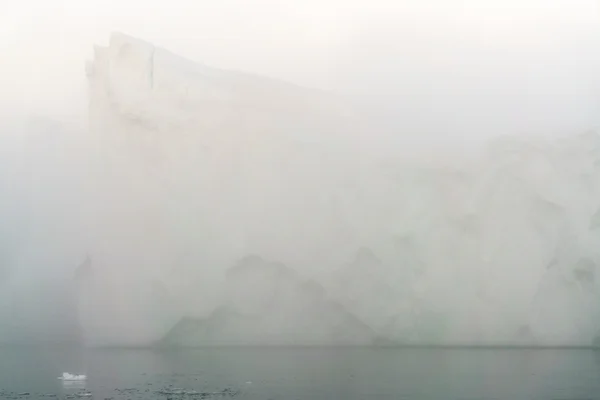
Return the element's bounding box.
[59,373,87,381]
[5,32,600,348]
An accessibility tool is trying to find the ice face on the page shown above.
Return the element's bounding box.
[75,33,600,347]
[4,32,600,347]
[159,255,375,346]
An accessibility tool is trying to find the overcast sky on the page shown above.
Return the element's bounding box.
[1,0,599,137]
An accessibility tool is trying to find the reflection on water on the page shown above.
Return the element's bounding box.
[60,380,86,390]
[0,347,599,399]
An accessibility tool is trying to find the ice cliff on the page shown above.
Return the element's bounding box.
[159,255,374,346]
[78,32,600,347]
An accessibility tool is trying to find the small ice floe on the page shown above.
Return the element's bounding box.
[58,373,87,381]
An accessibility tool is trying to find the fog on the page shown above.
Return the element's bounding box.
[1,0,600,346]
[3,0,600,134]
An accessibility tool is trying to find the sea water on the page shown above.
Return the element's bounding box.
[0,347,599,399]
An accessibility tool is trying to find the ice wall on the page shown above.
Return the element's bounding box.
[159,255,375,346]
[82,32,600,347]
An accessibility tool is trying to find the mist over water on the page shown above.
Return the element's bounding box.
[1,0,600,347]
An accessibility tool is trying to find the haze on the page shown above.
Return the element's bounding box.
[2,0,600,135]
[1,0,600,346]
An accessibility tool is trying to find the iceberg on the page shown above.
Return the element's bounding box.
[159,255,375,346]
[59,373,87,381]
[78,32,600,347]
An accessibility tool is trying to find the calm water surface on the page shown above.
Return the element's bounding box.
[0,347,599,399]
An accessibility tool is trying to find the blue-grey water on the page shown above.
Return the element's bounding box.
[1,347,600,399]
